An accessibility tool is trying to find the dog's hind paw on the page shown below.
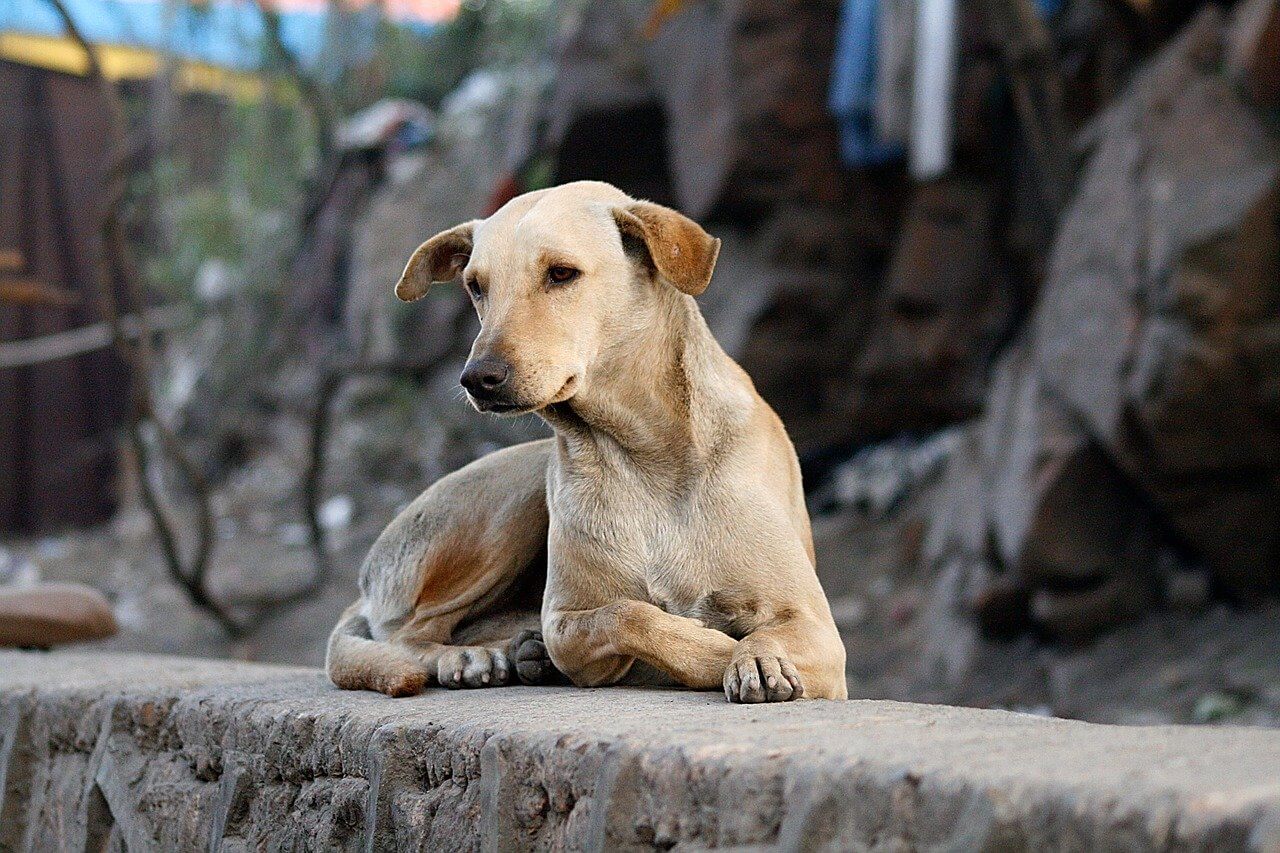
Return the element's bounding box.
[436,646,514,688]
[509,629,563,685]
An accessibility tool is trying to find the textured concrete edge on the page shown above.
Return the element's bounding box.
[1,653,1280,851]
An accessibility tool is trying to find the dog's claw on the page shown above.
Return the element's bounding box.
[724,655,802,703]
[436,646,512,689]
[724,666,739,702]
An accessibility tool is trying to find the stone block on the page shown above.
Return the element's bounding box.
[3,652,1280,850]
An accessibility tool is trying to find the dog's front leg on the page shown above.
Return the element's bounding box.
[544,600,737,689]
[726,611,848,703]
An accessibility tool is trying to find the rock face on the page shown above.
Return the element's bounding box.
[4,652,1280,851]
[1035,4,1280,596]
[838,176,1018,443]
[546,0,845,220]
[922,3,1280,644]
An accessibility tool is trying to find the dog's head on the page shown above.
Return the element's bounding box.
[395,181,721,415]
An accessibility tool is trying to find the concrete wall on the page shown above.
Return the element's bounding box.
[2,652,1278,851]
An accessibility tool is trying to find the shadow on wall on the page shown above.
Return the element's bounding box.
[553,101,678,208]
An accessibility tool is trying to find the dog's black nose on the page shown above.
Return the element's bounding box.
[460,358,510,398]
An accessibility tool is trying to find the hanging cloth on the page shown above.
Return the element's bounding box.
[910,0,1064,180]
[909,0,959,180]
[829,0,905,168]
[874,0,915,148]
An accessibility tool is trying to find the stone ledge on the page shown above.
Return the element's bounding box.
[1,652,1279,851]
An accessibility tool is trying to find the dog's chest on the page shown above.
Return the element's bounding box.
[549,481,764,632]
[547,453,772,636]
[550,471,713,598]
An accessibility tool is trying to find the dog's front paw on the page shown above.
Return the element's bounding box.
[724,655,804,703]
[436,646,513,688]
[508,629,563,685]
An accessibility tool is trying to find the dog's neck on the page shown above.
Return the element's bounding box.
[540,289,750,484]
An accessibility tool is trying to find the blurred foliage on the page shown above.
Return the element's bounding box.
[119,0,559,453]
[376,0,558,107]
[136,95,315,302]
[133,0,559,304]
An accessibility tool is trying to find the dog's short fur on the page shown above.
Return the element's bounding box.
[327,181,846,702]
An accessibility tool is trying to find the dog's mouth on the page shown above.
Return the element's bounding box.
[467,375,578,416]
[548,375,578,404]
[470,397,533,416]
[470,375,579,416]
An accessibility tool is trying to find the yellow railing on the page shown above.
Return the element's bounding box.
[0,30,268,100]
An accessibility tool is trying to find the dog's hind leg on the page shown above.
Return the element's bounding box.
[327,440,553,695]
[326,602,429,697]
[450,607,561,686]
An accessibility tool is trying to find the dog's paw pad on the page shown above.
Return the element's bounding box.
[509,629,562,685]
[723,655,803,703]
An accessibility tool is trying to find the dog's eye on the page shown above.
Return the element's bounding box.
[547,265,580,286]
[464,278,484,300]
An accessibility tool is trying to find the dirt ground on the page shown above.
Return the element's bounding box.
[812,482,1280,727]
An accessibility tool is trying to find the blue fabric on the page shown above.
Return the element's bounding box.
[828,0,1063,169]
[1034,0,1065,17]
[828,0,904,167]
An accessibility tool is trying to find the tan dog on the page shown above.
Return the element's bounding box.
[327,181,846,702]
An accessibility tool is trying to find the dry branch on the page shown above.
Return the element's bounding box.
[0,305,188,370]
[256,0,335,162]
[301,355,446,581]
[45,0,236,634]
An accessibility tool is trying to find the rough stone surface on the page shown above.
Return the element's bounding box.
[546,0,846,220]
[1034,4,1280,597]
[922,2,1280,645]
[3,652,1280,851]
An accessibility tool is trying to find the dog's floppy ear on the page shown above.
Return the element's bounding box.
[611,202,721,296]
[395,220,478,302]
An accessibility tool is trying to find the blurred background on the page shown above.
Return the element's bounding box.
[2,0,1278,725]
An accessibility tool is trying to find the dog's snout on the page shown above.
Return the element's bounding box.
[460,357,510,398]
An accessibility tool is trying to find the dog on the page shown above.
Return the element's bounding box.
[326,181,847,702]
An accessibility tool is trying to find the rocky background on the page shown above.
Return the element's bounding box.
[3,0,1279,726]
